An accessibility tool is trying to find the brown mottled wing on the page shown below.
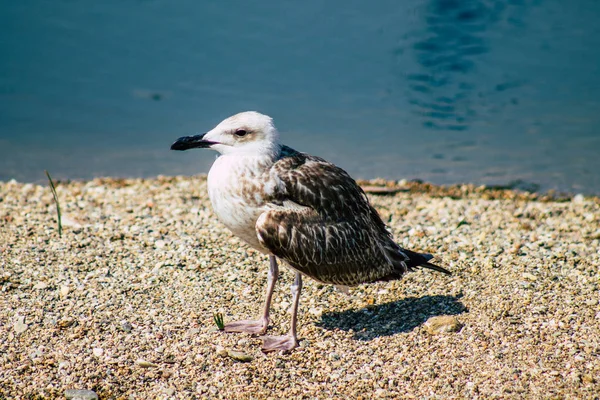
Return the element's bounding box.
[255,148,412,286]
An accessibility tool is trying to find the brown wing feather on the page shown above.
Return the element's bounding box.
[271,147,388,230]
[256,208,395,285]
[256,146,423,286]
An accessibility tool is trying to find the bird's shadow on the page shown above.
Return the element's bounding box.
[315,295,467,341]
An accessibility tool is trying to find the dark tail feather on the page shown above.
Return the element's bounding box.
[403,249,451,276]
[421,261,451,275]
[380,246,452,282]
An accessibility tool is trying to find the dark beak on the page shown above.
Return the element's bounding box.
[170,134,217,151]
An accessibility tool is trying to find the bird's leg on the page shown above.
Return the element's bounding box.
[261,272,302,353]
[224,255,278,335]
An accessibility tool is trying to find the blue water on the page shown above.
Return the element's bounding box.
[1,0,599,193]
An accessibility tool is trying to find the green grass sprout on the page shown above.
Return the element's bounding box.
[213,312,225,331]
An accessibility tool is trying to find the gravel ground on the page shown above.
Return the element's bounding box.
[1,176,599,399]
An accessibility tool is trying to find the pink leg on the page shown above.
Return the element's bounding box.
[261,272,302,353]
[224,256,278,335]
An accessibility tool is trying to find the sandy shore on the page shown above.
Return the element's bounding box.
[1,176,599,399]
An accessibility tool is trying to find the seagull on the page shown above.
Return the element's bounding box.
[171,111,450,352]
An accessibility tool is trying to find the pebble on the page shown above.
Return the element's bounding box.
[226,350,253,363]
[582,374,596,384]
[60,285,71,297]
[309,307,323,316]
[215,345,253,362]
[423,316,463,335]
[14,316,28,334]
[136,359,158,368]
[64,389,98,400]
[62,215,83,228]
[121,321,133,332]
[215,346,228,357]
[33,282,49,290]
[522,272,537,281]
[279,300,290,311]
[57,317,75,328]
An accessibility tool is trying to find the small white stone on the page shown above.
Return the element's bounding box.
[30,348,43,359]
[155,240,166,249]
[14,316,28,334]
[572,193,584,203]
[522,272,537,281]
[92,348,104,357]
[309,307,323,316]
[136,359,158,368]
[33,282,48,290]
[60,285,70,297]
[215,346,228,357]
[64,389,98,400]
[62,215,83,228]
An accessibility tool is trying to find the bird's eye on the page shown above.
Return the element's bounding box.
[234,129,247,137]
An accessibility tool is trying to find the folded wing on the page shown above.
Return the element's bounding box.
[255,147,444,286]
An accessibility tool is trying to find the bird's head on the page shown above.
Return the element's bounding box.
[171,111,280,157]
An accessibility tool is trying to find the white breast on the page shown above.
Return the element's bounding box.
[207,155,271,253]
